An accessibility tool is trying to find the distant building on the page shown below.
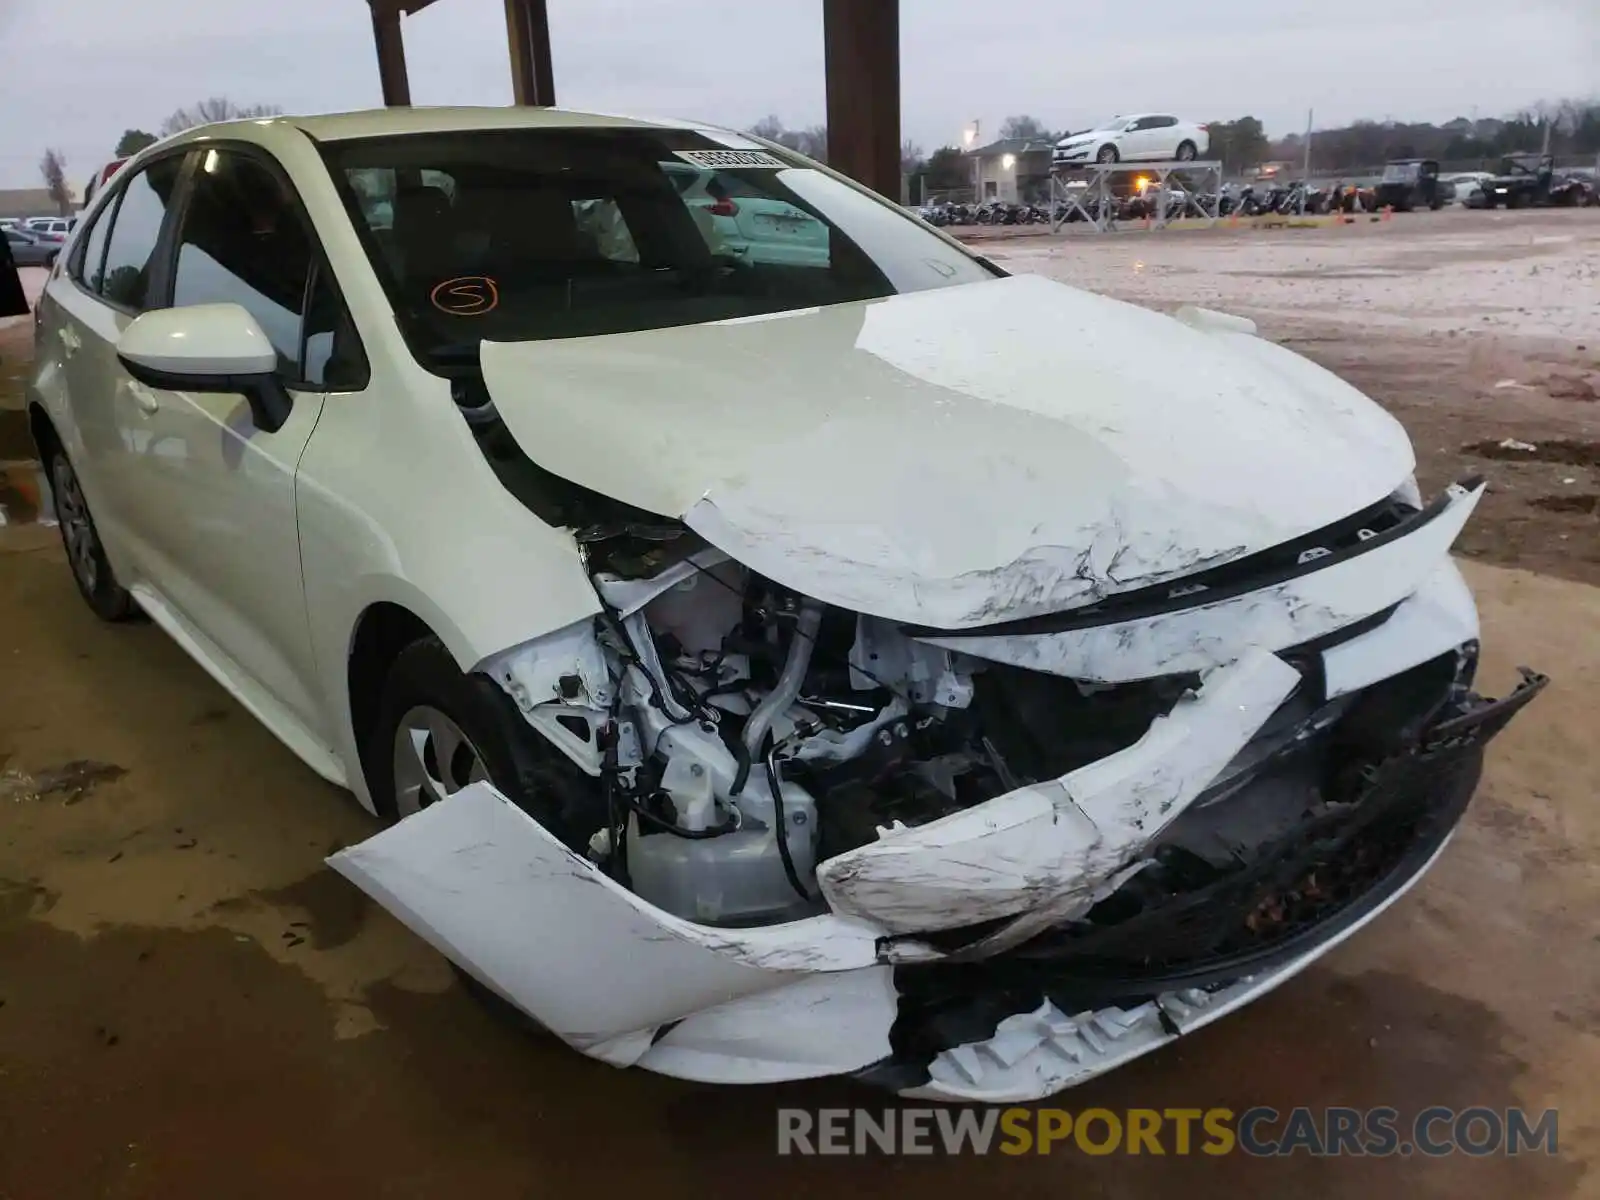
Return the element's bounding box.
[0,186,82,220]
[964,136,1055,203]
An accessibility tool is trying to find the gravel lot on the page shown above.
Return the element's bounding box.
[1,211,1596,1199]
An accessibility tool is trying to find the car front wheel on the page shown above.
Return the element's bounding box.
[367,637,601,848]
[1097,143,1119,164]
[48,448,138,621]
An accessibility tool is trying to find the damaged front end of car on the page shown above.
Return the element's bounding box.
[329,467,1544,1099]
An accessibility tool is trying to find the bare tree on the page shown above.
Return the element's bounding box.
[999,115,1052,142]
[40,148,72,216]
[900,139,925,177]
[160,97,283,137]
[789,125,828,163]
[741,116,827,162]
[748,115,787,143]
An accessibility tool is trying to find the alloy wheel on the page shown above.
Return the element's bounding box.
[52,458,99,594]
[392,704,490,815]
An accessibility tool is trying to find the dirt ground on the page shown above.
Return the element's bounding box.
[2,213,1598,1198]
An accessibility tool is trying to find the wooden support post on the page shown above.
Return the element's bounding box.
[370,3,412,107]
[823,0,901,199]
[504,0,556,106]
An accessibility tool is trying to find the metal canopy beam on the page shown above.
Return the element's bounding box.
[823,0,901,199]
[504,0,556,106]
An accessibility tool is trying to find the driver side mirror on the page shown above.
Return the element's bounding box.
[116,303,294,433]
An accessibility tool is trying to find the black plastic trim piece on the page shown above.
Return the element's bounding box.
[118,356,294,433]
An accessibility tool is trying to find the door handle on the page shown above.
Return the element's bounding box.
[128,381,160,415]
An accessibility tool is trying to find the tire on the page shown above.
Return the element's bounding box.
[1097,143,1119,164]
[1175,141,1197,162]
[47,446,139,622]
[365,636,600,848]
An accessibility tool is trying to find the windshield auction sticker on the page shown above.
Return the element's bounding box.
[674,149,787,170]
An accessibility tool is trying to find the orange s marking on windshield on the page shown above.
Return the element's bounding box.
[430,276,499,316]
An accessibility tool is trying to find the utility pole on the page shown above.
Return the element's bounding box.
[1300,108,1313,214]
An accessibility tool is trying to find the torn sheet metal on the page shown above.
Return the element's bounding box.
[479,274,1414,632]
[327,784,890,1047]
[919,482,1483,682]
[476,617,613,711]
[591,546,732,618]
[900,833,1455,1103]
[814,647,1301,934]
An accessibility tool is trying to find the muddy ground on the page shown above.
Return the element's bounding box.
[2,212,1598,1197]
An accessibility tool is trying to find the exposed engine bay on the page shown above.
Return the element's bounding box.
[545,541,1071,927]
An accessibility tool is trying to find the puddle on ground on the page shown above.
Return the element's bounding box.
[0,463,41,526]
[0,409,33,460]
[0,759,127,804]
[1463,438,1600,467]
[1529,493,1600,515]
[212,866,373,951]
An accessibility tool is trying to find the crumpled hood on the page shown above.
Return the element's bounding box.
[480,273,1413,630]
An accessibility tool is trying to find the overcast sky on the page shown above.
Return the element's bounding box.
[1,0,1595,189]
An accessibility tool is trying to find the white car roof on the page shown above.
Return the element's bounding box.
[243,106,719,144]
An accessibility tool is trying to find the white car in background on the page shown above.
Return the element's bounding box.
[1054,114,1210,165]
[1445,171,1493,205]
[25,106,1541,1102]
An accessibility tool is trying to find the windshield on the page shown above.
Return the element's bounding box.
[1381,163,1420,182]
[319,128,996,366]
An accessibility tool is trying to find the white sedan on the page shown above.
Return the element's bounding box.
[1054,114,1210,165]
[26,106,1541,1100]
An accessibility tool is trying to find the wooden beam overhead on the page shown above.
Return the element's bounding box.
[823,0,901,199]
[504,0,556,106]
[370,3,411,107]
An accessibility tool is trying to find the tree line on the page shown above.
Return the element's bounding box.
[35,98,282,214]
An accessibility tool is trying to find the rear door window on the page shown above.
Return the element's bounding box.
[71,203,113,292]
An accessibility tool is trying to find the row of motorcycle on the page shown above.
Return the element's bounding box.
[920,181,1384,227]
[921,201,1055,226]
